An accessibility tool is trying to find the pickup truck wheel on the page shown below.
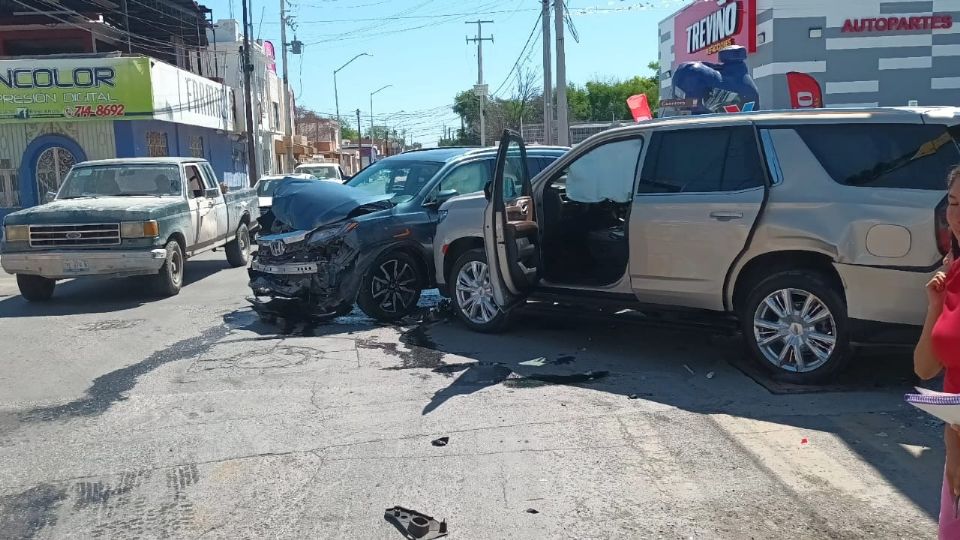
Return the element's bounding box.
[741,270,850,384]
[357,251,424,322]
[450,249,509,333]
[154,240,184,296]
[16,274,55,302]
[225,223,251,267]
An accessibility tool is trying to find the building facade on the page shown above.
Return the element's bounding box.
[204,19,306,178]
[0,55,244,220]
[659,0,960,111]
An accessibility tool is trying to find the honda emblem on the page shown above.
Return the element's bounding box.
[270,240,286,256]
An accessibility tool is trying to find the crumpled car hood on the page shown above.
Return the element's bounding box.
[271,179,392,231]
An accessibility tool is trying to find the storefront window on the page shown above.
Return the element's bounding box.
[190,136,204,158]
[0,170,20,208]
[146,131,169,157]
[36,147,75,200]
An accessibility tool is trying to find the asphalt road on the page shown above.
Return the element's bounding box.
[0,251,947,539]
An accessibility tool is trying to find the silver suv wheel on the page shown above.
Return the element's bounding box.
[455,260,499,325]
[753,288,837,373]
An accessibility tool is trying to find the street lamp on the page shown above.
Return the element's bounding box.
[333,52,371,133]
[369,84,392,158]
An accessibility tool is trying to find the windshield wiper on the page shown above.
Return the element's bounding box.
[58,195,98,200]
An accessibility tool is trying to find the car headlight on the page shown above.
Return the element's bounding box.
[121,220,159,238]
[308,221,358,244]
[3,224,28,242]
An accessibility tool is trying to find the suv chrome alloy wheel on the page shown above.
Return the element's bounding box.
[371,259,418,313]
[753,288,837,373]
[455,260,498,325]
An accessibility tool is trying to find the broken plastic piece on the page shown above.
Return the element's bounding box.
[706,371,716,379]
[384,506,448,539]
[525,508,540,514]
[519,357,548,367]
[431,436,449,447]
[683,364,695,375]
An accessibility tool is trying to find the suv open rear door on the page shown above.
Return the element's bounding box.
[483,130,540,309]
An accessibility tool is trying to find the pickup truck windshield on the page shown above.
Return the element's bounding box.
[58,164,183,198]
[345,159,443,203]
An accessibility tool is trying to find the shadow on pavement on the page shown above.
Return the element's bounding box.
[0,259,234,318]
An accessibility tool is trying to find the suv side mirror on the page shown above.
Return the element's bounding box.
[436,188,458,205]
[43,191,57,203]
[483,181,492,201]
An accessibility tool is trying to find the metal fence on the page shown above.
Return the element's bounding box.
[521,121,631,146]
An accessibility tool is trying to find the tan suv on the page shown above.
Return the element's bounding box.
[433,108,960,383]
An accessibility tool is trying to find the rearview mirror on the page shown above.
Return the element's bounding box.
[43,191,56,204]
[204,187,221,198]
[483,181,492,201]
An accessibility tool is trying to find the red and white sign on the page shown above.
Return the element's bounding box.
[673,0,758,65]
[842,14,953,33]
[786,72,823,109]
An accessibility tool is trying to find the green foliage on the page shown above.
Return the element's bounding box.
[447,61,660,144]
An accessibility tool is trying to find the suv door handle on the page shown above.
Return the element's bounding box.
[710,211,743,221]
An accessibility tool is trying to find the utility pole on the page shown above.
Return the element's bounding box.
[240,0,258,186]
[541,0,553,145]
[279,0,294,171]
[466,20,493,146]
[356,109,363,169]
[119,0,132,53]
[555,0,569,146]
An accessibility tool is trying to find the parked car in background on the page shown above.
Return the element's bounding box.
[1,157,257,300]
[295,162,347,182]
[255,173,316,215]
[249,145,568,321]
[435,108,960,383]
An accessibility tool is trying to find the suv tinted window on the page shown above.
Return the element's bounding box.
[795,123,960,189]
[640,126,764,193]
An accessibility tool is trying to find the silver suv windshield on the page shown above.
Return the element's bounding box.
[345,159,443,203]
[57,164,183,199]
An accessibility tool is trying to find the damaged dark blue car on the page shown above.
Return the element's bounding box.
[249,146,567,322]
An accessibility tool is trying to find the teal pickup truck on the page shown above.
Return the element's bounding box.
[1,157,257,301]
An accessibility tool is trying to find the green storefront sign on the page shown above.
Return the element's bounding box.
[0,57,153,122]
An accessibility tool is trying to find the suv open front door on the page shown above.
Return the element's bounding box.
[483,130,539,309]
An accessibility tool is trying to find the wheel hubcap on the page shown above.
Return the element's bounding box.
[455,260,499,324]
[371,259,417,313]
[170,250,182,285]
[753,288,837,373]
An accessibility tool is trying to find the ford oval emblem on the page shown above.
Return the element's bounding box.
[270,240,286,257]
[65,231,82,240]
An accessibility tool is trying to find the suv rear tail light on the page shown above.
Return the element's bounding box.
[936,197,952,256]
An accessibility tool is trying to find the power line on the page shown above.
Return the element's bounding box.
[491,11,541,98]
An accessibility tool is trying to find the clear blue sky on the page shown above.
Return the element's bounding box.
[206,0,685,143]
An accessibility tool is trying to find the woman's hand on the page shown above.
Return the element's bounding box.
[928,271,949,312]
[948,426,960,497]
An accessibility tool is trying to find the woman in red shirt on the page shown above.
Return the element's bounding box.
[915,166,960,539]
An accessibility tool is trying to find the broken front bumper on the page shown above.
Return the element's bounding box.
[247,238,362,312]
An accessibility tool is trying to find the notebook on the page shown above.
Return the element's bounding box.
[905,387,960,424]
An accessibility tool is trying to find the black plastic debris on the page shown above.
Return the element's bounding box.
[384,506,447,539]
[526,370,609,384]
[525,508,540,514]
[431,436,449,447]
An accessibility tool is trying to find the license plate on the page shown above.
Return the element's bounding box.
[252,260,318,274]
[63,258,89,273]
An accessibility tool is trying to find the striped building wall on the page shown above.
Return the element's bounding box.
[659,0,960,110]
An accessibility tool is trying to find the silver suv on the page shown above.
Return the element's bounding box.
[433,108,960,382]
